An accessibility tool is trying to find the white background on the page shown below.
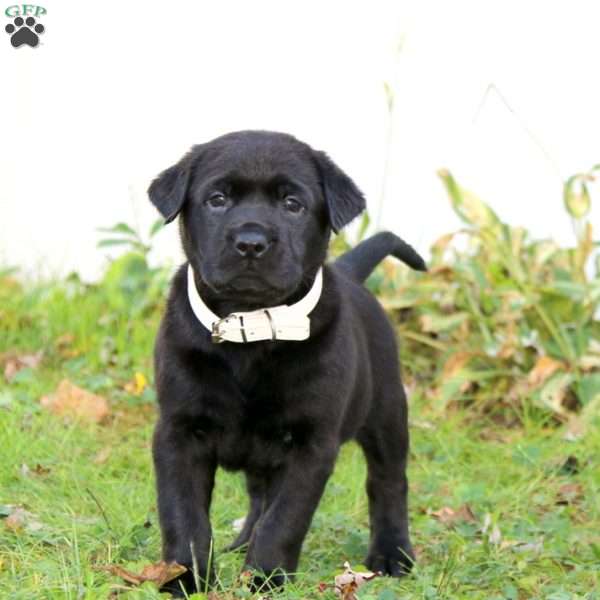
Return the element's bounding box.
[1,0,599,281]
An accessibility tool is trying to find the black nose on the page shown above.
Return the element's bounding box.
[233,230,271,258]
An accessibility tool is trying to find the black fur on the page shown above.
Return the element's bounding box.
[335,231,427,280]
[312,150,366,232]
[148,131,424,595]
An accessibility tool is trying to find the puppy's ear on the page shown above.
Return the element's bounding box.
[313,150,366,232]
[148,157,192,224]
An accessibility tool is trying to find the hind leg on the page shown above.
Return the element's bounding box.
[357,386,414,576]
[226,470,283,551]
[226,473,266,551]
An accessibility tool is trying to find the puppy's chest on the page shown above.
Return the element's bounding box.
[209,354,308,472]
[215,395,302,473]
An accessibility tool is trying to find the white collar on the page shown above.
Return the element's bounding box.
[187,265,323,343]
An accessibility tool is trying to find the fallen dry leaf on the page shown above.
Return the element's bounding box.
[3,506,44,534]
[33,463,51,476]
[528,355,564,387]
[20,463,51,478]
[40,379,109,423]
[2,350,43,382]
[441,352,474,379]
[4,508,28,532]
[333,561,379,600]
[430,504,476,526]
[556,483,584,505]
[102,560,186,589]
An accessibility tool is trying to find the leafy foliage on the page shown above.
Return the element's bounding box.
[96,219,171,318]
[368,168,600,423]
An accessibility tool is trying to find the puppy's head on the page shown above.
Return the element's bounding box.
[148,131,365,307]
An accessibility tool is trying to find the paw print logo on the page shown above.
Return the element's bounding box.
[5,16,45,48]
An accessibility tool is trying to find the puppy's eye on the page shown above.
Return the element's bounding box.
[206,192,228,209]
[283,196,304,214]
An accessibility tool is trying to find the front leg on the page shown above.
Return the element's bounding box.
[153,417,216,596]
[245,438,338,588]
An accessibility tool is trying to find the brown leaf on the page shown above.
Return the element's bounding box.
[2,350,43,382]
[528,356,564,387]
[34,463,51,476]
[3,506,44,534]
[430,504,477,526]
[556,483,584,505]
[20,463,51,477]
[441,352,474,379]
[40,379,110,423]
[4,508,28,532]
[102,560,186,588]
[334,561,379,600]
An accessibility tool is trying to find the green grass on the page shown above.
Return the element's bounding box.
[1,276,600,600]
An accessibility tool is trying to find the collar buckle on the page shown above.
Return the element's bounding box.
[211,321,225,343]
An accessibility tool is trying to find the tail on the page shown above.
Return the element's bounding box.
[334,231,427,283]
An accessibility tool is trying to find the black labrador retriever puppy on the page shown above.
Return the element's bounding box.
[148,130,426,595]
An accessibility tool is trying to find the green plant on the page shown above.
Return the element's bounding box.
[96,220,170,318]
[97,221,164,256]
[376,169,600,423]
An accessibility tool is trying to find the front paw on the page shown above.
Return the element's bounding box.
[244,537,294,591]
[243,565,288,592]
[158,560,213,597]
[365,537,415,577]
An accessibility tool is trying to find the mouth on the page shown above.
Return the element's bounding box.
[223,275,288,297]
[203,268,290,301]
[196,256,306,311]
